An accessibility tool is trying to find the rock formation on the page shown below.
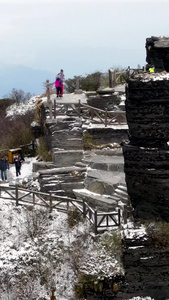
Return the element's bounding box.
[123,72,169,221]
[146,36,169,72]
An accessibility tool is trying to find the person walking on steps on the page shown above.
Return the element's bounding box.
[0,155,9,182]
[56,69,65,96]
[55,77,62,98]
[14,153,24,177]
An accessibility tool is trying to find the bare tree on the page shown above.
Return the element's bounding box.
[8,89,32,105]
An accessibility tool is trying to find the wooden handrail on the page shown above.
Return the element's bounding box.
[0,184,121,234]
[45,101,127,126]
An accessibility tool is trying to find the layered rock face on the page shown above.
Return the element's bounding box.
[123,73,169,221]
[146,36,169,72]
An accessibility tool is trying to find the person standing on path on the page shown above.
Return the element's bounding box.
[56,69,65,96]
[13,153,24,177]
[0,155,9,182]
[55,77,62,97]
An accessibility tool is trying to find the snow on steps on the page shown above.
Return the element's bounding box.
[73,183,129,213]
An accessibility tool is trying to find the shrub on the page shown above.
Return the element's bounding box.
[36,137,52,161]
[146,221,169,248]
[83,131,96,150]
[8,88,32,105]
[0,111,34,154]
[99,232,122,258]
[66,71,103,93]
[67,208,83,228]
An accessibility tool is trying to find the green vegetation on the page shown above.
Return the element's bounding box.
[66,71,103,93]
[83,131,97,150]
[65,68,130,93]
[67,208,83,228]
[74,231,122,299]
[0,109,34,156]
[146,221,169,248]
[99,231,122,257]
[36,137,52,161]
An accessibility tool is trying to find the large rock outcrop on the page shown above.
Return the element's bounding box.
[123,72,169,221]
[146,36,169,72]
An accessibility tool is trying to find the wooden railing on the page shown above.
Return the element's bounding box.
[0,184,121,234]
[44,100,127,126]
[82,103,127,126]
[109,67,144,87]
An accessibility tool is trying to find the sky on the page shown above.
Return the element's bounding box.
[1,0,169,80]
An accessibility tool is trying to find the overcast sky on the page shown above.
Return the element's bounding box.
[1,0,169,79]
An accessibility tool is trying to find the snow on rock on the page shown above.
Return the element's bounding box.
[1,93,154,300]
[135,70,169,82]
[0,198,123,299]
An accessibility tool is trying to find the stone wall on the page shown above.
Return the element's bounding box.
[87,93,121,110]
[86,128,128,145]
[126,76,169,146]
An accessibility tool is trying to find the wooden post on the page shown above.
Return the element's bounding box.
[74,76,82,94]
[49,193,52,213]
[108,68,116,88]
[99,74,104,89]
[123,205,127,224]
[16,185,19,206]
[126,66,130,81]
[106,215,108,227]
[33,192,35,205]
[105,108,108,127]
[50,290,56,300]
[78,99,81,117]
[46,79,53,119]
[76,76,79,90]
[54,98,56,119]
[83,200,86,218]
[94,208,97,234]
[118,208,121,225]
[91,109,94,121]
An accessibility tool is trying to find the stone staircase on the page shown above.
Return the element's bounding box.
[34,91,130,222]
[73,150,131,224]
[34,147,130,224]
[37,165,86,197]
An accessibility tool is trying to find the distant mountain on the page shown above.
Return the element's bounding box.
[0,64,56,98]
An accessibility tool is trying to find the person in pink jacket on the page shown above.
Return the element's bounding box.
[55,77,62,98]
[56,69,65,96]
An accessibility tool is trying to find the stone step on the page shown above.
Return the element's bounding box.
[114,188,128,197]
[88,155,124,172]
[61,182,84,191]
[114,191,128,201]
[41,175,85,182]
[52,138,83,150]
[84,168,125,187]
[52,150,84,167]
[38,165,86,176]
[73,188,121,211]
[33,162,56,172]
[117,183,127,191]
[75,161,87,168]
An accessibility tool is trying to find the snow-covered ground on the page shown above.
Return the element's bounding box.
[0,95,154,300]
[6,156,38,186]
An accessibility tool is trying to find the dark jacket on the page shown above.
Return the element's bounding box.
[14,155,23,168]
[0,158,9,171]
